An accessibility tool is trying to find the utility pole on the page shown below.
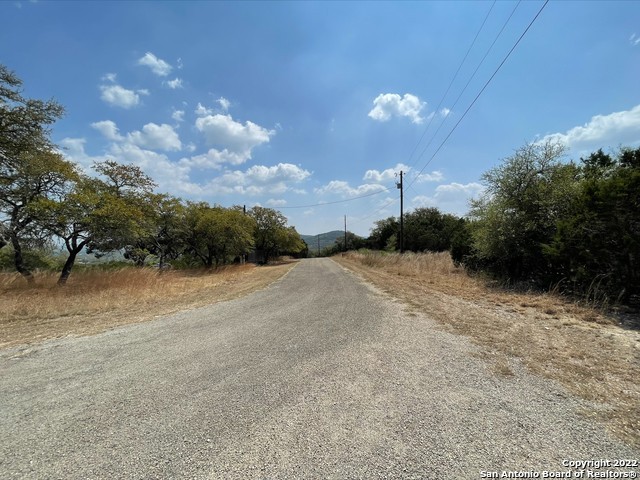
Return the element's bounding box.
[344,215,348,252]
[317,234,320,255]
[396,170,404,253]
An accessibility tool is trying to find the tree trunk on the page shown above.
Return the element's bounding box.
[11,235,34,284]
[57,250,78,286]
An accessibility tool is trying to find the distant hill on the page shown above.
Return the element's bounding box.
[300,230,344,252]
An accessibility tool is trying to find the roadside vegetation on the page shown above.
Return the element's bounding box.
[0,64,305,287]
[0,261,297,349]
[335,250,639,447]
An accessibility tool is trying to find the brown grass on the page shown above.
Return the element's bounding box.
[0,262,297,349]
[334,251,640,447]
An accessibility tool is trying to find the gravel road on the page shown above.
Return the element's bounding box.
[1,258,638,479]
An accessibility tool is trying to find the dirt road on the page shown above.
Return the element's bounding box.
[1,258,637,479]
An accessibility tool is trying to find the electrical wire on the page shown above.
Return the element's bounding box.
[407,0,549,190]
[409,0,521,180]
[277,185,391,209]
[404,0,497,168]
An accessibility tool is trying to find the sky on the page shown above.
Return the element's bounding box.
[2,1,640,236]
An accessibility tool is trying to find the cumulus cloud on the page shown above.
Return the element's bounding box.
[217,97,231,112]
[91,120,124,141]
[194,102,213,116]
[363,163,411,183]
[137,52,172,76]
[100,84,148,109]
[539,104,640,151]
[205,163,310,196]
[266,199,287,207]
[414,170,444,183]
[194,114,275,165]
[314,180,387,198]
[127,123,182,151]
[102,73,117,82]
[440,108,451,118]
[58,137,108,171]
[172,109,185,122]
[166,78,183,89]
[368,93,426,124]
[412,182,484,216]
[109,142,199,195]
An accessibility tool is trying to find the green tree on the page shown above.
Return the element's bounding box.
[402,207,462,253]
[1,149,75,282]
[125,194,187,269]
[368,216,398,250]
[468,140,578,281]
[0,65,69,282]
[183,203,255,267]
[249,206,303,263]
[39,161,157,284]
[546,147,640,303]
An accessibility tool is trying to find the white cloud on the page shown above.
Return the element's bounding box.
[58,137,108,171]
[99,84,148,109]
[108,142,199,195]
[102,73,117,82]
[314,180,387,198]
[195,114,275,164]
[137,52,172,76]
[127,123,182,151]
[414,170,444,183]
[412,182,484,216]
[91,120,124,141]
[540,104,640,150]
[180,148,248,169]
[440,108,451,118]
[368,93,426,124]
[630,33,640,46]
[205,163,310,196]
[244,163,310,183]
[363,163,411,183]
[217,97,231,112]
[266,199,287,207]
[194,102,213,116]
[166,78,183,89]
[172,109,185,122]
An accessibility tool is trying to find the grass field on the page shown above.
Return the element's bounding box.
[0,261,296,349]
[334,250,640,447]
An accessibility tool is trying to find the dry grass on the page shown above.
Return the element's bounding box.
[0,261,297,349]
[335,251,640,447]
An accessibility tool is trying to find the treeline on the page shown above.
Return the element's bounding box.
[0,65,305,285]
[346,140,638,307]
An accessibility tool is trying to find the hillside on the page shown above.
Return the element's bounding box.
[300,230,344,252]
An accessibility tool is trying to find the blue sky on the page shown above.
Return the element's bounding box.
[2,1,640,236]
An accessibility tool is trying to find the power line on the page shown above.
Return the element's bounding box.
[410,0,521,180]
[407,0,549,190]
[405,0,497,169]
[277,185,391,209]
[277,4,498,213]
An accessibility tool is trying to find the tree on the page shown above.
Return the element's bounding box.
[249,206,303,263]
[545,147,640,303]
[125,194,186,269]
[0,64,68,282]
[0,149,75,282]
[468,140,577,281]
[183,203,255,267]
[39,161,157,284]
[368,216,398,250]
[402,207,462,253]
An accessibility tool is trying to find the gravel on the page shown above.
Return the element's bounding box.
[1,258,638,479]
